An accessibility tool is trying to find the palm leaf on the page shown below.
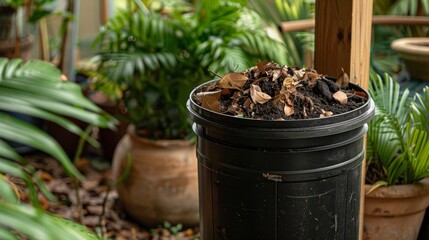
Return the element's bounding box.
[0,202,98,240]
[411,87,429,132]
[0,174,18,204]
[249,0,314,66]
[0,58,117,237]
[367,73,429,185]
[0,160,40,207]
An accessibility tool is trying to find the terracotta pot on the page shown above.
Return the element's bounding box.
[112,126,199,227]
[0,35,33,60]
[364,179,429,240]
[391,37,429,81]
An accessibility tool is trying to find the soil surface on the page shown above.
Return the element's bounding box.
[21,153,200,240]
[194,62,368,120]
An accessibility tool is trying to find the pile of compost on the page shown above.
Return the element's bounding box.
[193,61,368,120]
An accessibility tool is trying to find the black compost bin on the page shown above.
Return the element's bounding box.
[187,80,375,240]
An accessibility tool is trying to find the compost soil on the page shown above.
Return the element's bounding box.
[194,61,368,120]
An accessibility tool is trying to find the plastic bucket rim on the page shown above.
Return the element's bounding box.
[188,78,375,129]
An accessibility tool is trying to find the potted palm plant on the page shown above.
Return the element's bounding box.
[92,0,288,227]
[364,73,429,240]
[0,58,116,239]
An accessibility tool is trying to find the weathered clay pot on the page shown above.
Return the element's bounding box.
[364,178,429,240]
[391,37,429,81]
[112,125,199,227]
[0,35,33,60]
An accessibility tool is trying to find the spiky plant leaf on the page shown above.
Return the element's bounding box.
[0,202,98,240]
[0,174,18,203]
[367,73,429,185]
[0,58,116,238]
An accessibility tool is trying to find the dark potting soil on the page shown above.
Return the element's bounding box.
[194,62,368,120]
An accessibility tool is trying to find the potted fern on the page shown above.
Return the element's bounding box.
[364,73,429,240]
[92,0,288,227]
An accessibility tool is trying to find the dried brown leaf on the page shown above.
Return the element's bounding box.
[217,73,249,89]
[250,84,271,104]
[307,71,319,79]
[272,69,282,81]
[336,68,350,88]
[280,77,296,94]
[304,96,314,111]
[352,89,367,98]
[333,91,348,105]
[294,69,306,80]
[256,61,270,72]
[320,109,334,118]
[195,90,222,112]
[243,98,254,110]
[38,170,54,182]
[284,105,294,116]
[281,67,289,77]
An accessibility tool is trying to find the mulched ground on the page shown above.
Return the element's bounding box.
[23,153,200,240]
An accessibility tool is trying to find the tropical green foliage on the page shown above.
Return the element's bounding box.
[92,0,288,139]
[371,0,429,75]
[366,73,429,186]
[373,0,429,17]
[0,58,116,239]
[0,0,56,22]
[249,0,315,66]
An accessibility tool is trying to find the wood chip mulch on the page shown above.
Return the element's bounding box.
[22,153,200,240]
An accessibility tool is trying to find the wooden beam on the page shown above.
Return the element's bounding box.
[350,0,373,89]
[313,0,373,86]
[314,0,354,78]
[372,15,429,26]
[350,2,373,240]
[279,16,429,33]
[314,1,373,240]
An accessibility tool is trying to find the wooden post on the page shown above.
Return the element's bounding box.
[314,0,373,88]
[314,1,373,239]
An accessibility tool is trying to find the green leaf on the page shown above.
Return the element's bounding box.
[0,175,18,203]
[0,202,99,240]
[0,97,99,146]
[0,113,84,181]
[0,160,40,207]
[0,228,19,240]
[366,181,388,195]
[0,139,21,161]
[367,73,429,185]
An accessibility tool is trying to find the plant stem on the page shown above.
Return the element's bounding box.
[73,179,83,224]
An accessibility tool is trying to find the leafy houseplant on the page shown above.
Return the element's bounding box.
[364,73,429,239]
[366,74,429,186]
[0,58,116,239]
[93,0,288,140]
[93,0,288,226]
